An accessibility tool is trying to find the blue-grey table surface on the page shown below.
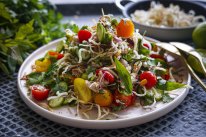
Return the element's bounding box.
[1,13,206,137]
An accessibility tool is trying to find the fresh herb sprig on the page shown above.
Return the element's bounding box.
[0,0,66,75]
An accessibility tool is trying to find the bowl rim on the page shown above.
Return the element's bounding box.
[122,0,206,30]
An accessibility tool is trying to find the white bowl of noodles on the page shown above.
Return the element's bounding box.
[116,0,206,41]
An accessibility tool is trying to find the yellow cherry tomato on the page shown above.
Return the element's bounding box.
[94,89,113,107]
[74,78,92,103]
[116,18,135,38]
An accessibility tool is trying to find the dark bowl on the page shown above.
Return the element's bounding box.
[115,0,206,41]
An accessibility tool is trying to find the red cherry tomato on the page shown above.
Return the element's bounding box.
[78,30,92,43]
[30,85,50,101]
[150,54,165,61]
[96,69,115,84]
[48,51,64,60]
[114,90,135,107]
[162,70,170,80]
[143,43,150,49]
[139,71,157,89]
[57,53,64,60]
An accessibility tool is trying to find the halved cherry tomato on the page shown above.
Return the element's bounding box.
[162,70,170,80]
[94,89,113,107]
[48,51,64,60]
[150,54,165,61]
[96,69,115,84]
[143,43,150,49]
[78,30,92,43]
[139,71,157,89]
[114,90,135,107]
[57,53,64,60]
[30,85,50,101]
[116,18,134,38]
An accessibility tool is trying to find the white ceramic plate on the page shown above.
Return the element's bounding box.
[17,38,191,129]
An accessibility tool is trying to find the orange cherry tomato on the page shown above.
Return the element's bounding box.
[116,18,135,38]
[94,89,113,107]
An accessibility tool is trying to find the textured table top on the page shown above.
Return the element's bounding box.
[0,73,206,137]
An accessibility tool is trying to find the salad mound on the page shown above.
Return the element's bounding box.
[23,15,188,120]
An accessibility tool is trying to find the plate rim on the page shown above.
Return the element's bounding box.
[17,38,191,129]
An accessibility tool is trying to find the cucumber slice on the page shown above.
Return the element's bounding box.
[48,96,64,108]
[63,97,77,106]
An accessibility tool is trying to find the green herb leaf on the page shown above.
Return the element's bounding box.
[7,55,17,73]
[27,72,44,85]
[114,57,133,95]
[165,81,186,91]
[15,19,34,40]
[68,24,79,33]
[52,81,68,93]
[0,3,12,22]
[0,60,10,75]
[122,50,134,62]
[162,93,173,103]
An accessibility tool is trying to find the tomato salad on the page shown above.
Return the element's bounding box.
[23,15,188,120]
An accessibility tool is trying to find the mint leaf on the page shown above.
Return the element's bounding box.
[114,57,133,95]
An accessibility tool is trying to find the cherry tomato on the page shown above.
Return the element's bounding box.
[162,70,170,80]
[114,90,135,107]
[139,71,157,89]
[78,30,92,43]
[116,18,134,38]
[30,85,50,101]
[57,53,64,60]
[150,54,165,61]
[143,43,150,49]
[96,69,115,84]
[94,89,113,107]
[48,51,64,60]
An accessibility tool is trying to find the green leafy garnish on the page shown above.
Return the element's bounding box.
[162,93,173,103]
[0,0,66,74]
[52,81,68,93]
[165,81,186,91]
[27,72,44,85]
[114,57,133,95]
[122,50,134,63]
